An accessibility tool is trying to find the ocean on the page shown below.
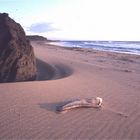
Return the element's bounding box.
[50,41,140,55]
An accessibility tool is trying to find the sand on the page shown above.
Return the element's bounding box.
[0,41,140,139]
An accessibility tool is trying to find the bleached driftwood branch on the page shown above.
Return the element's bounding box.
[57,97,103,113]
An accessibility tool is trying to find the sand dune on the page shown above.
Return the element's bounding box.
[36,58,72,80]
[0,41,140,139]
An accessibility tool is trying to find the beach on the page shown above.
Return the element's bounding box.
[0,41,140,139]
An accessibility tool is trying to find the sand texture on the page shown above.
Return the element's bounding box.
[0,41,140,139]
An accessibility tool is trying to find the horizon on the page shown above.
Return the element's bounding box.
[27,35,140,42]
[1,0,140,41]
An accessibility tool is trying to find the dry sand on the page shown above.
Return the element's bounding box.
[0,41,140,139]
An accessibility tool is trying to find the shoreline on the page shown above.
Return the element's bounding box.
[43,41,140,64]
[0,41,140,139]
[47,40,140,56]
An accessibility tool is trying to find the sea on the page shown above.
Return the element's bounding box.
[50,41,140,55]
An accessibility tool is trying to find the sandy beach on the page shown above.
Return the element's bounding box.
[0,41,140,139]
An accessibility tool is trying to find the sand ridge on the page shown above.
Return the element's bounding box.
[0,41,140,139]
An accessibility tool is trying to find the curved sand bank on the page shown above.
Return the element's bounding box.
[0,41,140,139]
[36,58,73,80]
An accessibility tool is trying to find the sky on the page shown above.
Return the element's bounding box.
[1,0,140,41]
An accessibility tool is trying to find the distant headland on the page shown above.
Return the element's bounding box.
[26,35,47,41]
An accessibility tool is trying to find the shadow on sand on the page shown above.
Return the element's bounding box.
[39,100,72,113]
[36,58,73,81]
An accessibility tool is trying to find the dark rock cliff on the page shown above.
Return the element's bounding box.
[0,13,37,82]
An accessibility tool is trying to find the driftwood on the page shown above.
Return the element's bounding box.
[57,97,103,113]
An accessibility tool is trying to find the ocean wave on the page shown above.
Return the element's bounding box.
[49,41,140,55]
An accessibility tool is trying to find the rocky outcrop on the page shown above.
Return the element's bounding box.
[26,35,47,41]
[0,13,37,82]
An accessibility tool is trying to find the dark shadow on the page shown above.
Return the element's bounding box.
[36,58,55,80]
[36,58,73,81]
[39,100,72,113]
[0,58,73,83]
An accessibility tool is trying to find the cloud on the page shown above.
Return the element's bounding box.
[27,22,57,33]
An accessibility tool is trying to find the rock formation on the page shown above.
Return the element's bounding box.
[26,35,47,41]
[0,13,37,82]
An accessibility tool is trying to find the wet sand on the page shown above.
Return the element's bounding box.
[0,41,140,139]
